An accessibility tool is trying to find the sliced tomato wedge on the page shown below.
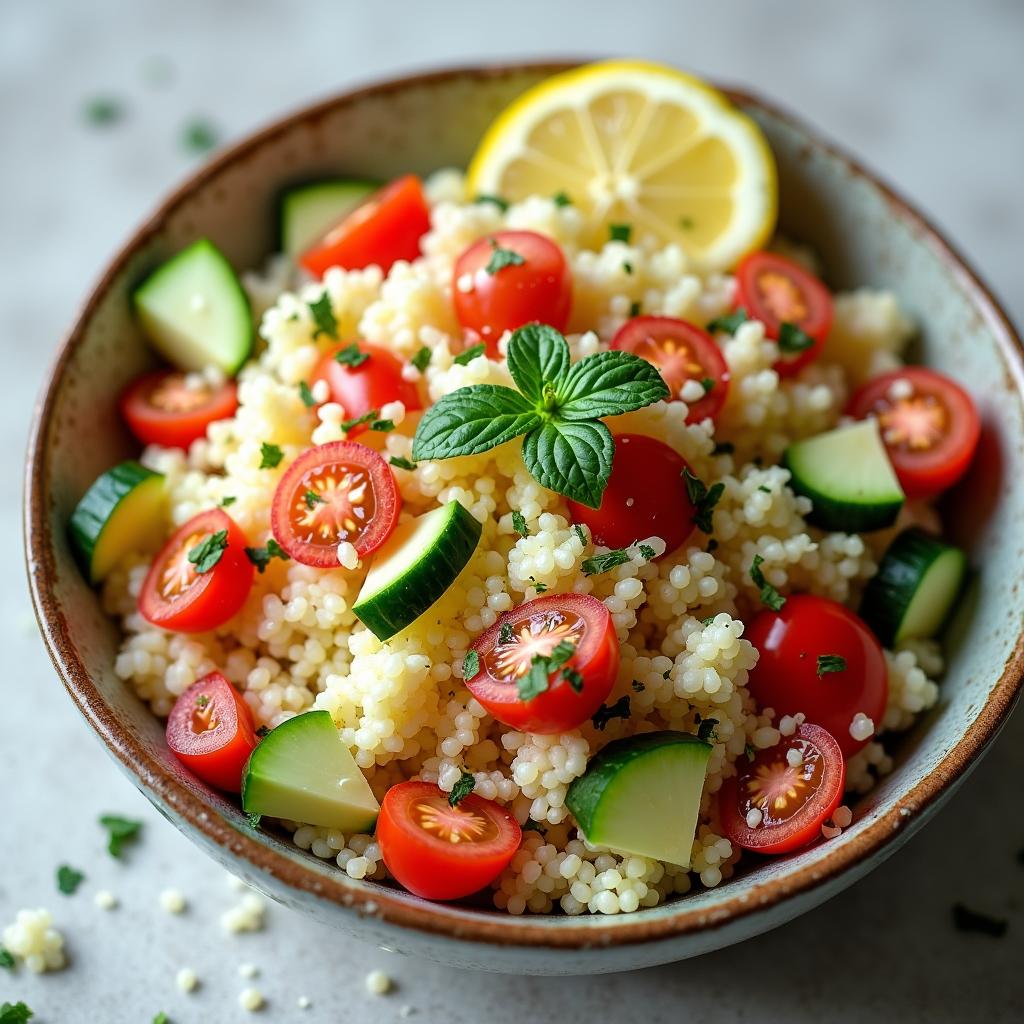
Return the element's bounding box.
[310,341,422,433]
[847,366,981,499]
[270,441,399,567]
[610,316,729,423]
[166,672,257,792]
[139,508,254,633]
[718,723,845,855]
[120,370,238,449]
[376,781,521,901]
[734,251,834,378]
[300,175,431,278]
[466,593,619,734]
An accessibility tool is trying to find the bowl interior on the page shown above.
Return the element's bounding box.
[27,62,1024,968]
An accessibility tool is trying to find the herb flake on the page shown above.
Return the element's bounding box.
[592,696,631,731]
[188,530,228,574]
[0,1003,33,1024]
[511,510,529,537]
[259,442,283,469]
[181,117,218,154]
[334,343,368,367]
[582,549,632,576]
[410,346,431,372]
[389,456,417,471]
[778,321,816,354]
[99,814,142,858]
[696,716,719,743]
[683,468,725,535]
[0,948,14,969]
[708,308,749,334]
[462,650,480,679]
[308,293,338,340]
[84,96,124,126]
[609,223,632,243]
[370,419,395,432]
[817,654,848,677]
[750,554,786,611]
[474,194,509,212]
[298,380,316,408]
[340,410,378,433]
[552,191,572,207]
[56,864,85,895]
[485,239,525,275]
[454,343,486,366]
[448,771,476,807]
[498,622,515,645]
[220,495,237,507]
[244,538,290,574]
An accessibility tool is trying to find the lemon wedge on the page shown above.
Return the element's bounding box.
[467,60,777,271]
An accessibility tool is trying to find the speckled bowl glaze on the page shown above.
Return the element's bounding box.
[25,61,1024,974]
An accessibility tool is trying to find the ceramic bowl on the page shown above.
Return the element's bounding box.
[25,61,1024,974]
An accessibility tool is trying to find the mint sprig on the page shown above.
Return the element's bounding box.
[411,324,669,507]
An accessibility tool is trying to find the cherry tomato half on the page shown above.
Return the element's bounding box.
[611,316,729,423]
[310,341,422,434]
[568,434,696,553]
[734,251,834,378]
[270,441,399,567]
[166,672,257,792]
[139,509,254,633]
[376,781,521,901]
[466,593,619,733]
[452,230,572,357]
[847,367,981,500]
[746,594,888,757]
[300,175,431,278]
[120,370,238,449]
[719,723,845,855]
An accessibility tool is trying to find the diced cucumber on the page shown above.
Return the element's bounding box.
[279,179,378,259]
[783,419,905,532]
[860,528,967,646]
[353,501,482,641]
[241,710,379,832]
[566,731,712,868]
[68,461,166,583]
[133,238,253,375]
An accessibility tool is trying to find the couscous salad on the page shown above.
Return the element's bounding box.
[69,61,978,915]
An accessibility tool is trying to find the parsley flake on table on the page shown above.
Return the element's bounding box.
[259,442,283,469]
[56,864,85,895]
[0,948,14,969]
[99,814,143,858]
[816,654,848,677]
[511,510,529,537]
[750,554,786,611]
[187,530,228,574]
[592,696,631,731]
[453,343,486,366]
[308,292,338,340]
[448,771,476,807]
[485,239,525,275]
[683,468,725,534]
[83,96,124,126]
[0,1003,34,1024]
[334,342,369,367]
[181,117,219,154]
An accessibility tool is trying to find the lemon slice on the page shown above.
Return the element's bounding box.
[467,60,777,271]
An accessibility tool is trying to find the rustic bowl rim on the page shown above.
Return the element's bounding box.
[24,59,1024,951]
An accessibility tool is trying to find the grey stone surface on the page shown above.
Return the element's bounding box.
[2,0,1022,1019]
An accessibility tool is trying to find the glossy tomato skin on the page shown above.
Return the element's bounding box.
[466,594,619,733]
[567,434,697,553]
[746,594,887,757]
[611,316,729,423]
[847,367,981,500]
[311,341,422,434]
[300,175,430,278]
[376,781,521,901]
[139,509,254,633]
[121,370,238,449]
[270,441,400,567]
[719,723,845,855]
[734,251,834,378]
[166,672,257,792]
[452,230,572,357]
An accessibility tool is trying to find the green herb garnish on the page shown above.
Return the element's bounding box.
[518,655,552,701]
[298,381,316,408]
[485,239,525,275]
[462,650,480,679]
[84,96,124,126]
[816,654,848,677]
[220,496,237,507]
[340,410,378,433]
[552,191,572,207]
[245,538,290,574]
[745,742,756,762]
[474,194,509,212]
[750,554,786,611]
[696,716,719,743]
[259,442,283,469]
[562,666,584,693]
[99,814,142,858]
[778,321,815,354]
[573,523,588,546]
[247,812,262,830]
[454,343,486,366]
[629,301,642,318]
[181,117,218,154]
[0,948,14,969]
[581,549,632,576]
[389,456,417,471]
[708,308,749,334]
[411,346,432,372]
[304,490,324,509]
[516,642,578,701]
[592,696,631,731]
[152,1013,169,1024]
[188,530,228,574]
[638,543,656,561]
[679,215,695,230]
[371,419,395,432]
[0,1003,33,1024]
[609,223,632,243]
[522,819,546,833]
[511,511,529,537]
[308,292,338,340]
[623,261,633,275]
[334,343,368,367]
[56,864,85,895]
[701,377,715,393]
[498,622,515,645]
[448,771,476,807]
[683,468,725,535]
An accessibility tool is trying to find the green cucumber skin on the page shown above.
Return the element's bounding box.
[68,461,161,578]
[278,178,378,256]
[354,504,482,641]
[566,731,712,836]
[860,529,966,646]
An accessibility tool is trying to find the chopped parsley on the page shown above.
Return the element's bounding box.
[562,666,584,693]
[304,490,324,509]
[454,342,486,366]
[816,654,848,677]
[99,814,143,858]
[778,321,815,354]
[609,223,632,243]
[629,300,642,318]
[517,642,578,701]
[758,485,772,493]
[518,655,552,701]
[951,903,1008,938]
[0,1003,33,1024]
[696,716,719,743]
[511,510,529,537]
[745,742,756,762]
[220,495,237,507]
[573,523,588,546]
[448,771,476,806]
[701,615,716,626]
[153,1013,169,1024]
[701,377,715,393]
[389,456,417,471]
[259,442,283,469]
[298,381,316,408]
[340,409,378,433]
[581,549,632,576]
[56,864,85,895]
[485,239,525,275]
[750,554,786,611]
[370,419,396,432]
[462,650,480,679]
[592,696,631,731]
[707,308,749,334]
[0,948,14,969]
[638,543,656,561]
[623,261,633,275]
[683,468,725,534]
[308,292,338,340]
[498,622,515,645]
[244,538,290,574]
[631,680,645,693]
[711,441,735,456]
[552,191,572,207]
[529,577,549,594]
[474,194,509,212]
[187,530,228,574]
[84,96,124,126]
[334,342,368,367]
[181,117,219,154]
[410,346,432,372]
[195,694,210,710]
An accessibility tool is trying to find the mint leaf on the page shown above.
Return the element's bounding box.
[556,351,669,421]
[334,343,369,367]
[0,1003,33,1023]
[188,530,228,573]
[453,342,485,366]
[778,321,816,354]
[506,324,571,405]
[99,814,142,858]
[448,771,476,806]
[412,386,539,460]
[485,238,525,275]
[56,864,85,895]
[521,418,613,509]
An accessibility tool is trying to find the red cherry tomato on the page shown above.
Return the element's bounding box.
[452,230,572,357]
[746,594,888,757]
[139,509,254,633]
[719,723,845,855]
[300,175,431,278]
[270,441,399,567]
[376,781,521,901]
[734,251,834,378]
[611,316,729,423]
[567,434,696,553]
[466,594,619,733]
[166,672,257,792]
[310,341,422,435]
[120,370,238,449]
[847,367,980,500]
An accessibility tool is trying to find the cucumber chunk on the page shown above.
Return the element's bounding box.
[861,528,967,646]
[566,731,712,868]
[784,419,905,532]
[279,179,378,259]
[133,238,253,375]
[241,710,379,832]
[354,501,482,641]
[68,461,166,583]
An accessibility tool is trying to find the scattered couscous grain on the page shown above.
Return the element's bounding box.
[221,892,266,934]
[159,888,187,914]
[238,986,265,1011]
[365,969,393,996]
[176,967,199,992]
[93,890,118,911]
[2,908,66,973]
